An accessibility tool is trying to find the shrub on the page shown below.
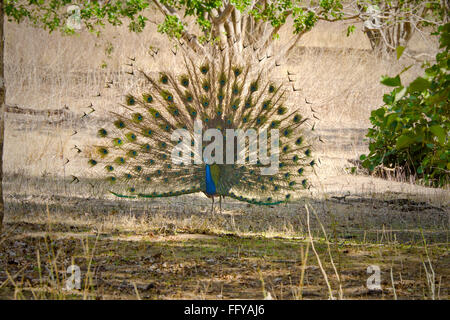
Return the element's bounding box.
[360,23,449,187]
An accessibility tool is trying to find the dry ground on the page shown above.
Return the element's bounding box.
[0,20,448,299]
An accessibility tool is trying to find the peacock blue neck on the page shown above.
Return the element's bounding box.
[205,164,217,195]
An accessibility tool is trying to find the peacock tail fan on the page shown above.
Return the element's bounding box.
[81,51,316,205]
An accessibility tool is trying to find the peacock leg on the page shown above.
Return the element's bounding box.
[219,196,222,214]
[211,196,215,215]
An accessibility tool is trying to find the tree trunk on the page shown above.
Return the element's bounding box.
[0,0,5,232]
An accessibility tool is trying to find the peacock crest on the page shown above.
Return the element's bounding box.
[82,50,316,208]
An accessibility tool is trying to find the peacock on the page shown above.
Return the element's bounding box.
[82,48,316,213]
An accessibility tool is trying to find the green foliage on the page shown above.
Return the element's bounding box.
[157,15,185,39]
[346,25,355,37]
[3,0,348,42]
[4,0,149,33]
[361,23,450,187]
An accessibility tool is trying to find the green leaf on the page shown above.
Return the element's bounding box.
[372,108,385,119]
[429,125,446,145]
[396,135,414,149]
[408,77,431,93]
[346,25,355,37]
[396,46,405,60]
[381,75,401,87]
[394,86,407,102]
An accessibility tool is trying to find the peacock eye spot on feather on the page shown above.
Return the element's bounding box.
[126,133,137,141]
[283,146,289,152]
[164,178,168,183]
[126,96,135,106]
[115,157,125,164]
[200,65,209,74]
[145,176,151,182]
[293,114,301,123]
[289,181,296,187]
[106,165,114,172]
[129,187,135,193]
[296,137,303,145]
[114,120,125,129]
[88,159,97,166]
[298,168,304,175]
[180,76,189,87]
[98,148,108,156]
[270,120,280,128]
[269,177,274,181]
[286,194,291,199]
[125,173,132,179]
[261,185,266,190]
[135,166,142,172]
[109,176,116,183]
[203,101,209,107]
[160,74,169,84]
[305,149,311,157]
[284,172,290,178]
[277,106,286,115]
[98,128,107,137]
[167,164,172,169]
[146,95,153,103]
[218,95,224,101]
[293,155,299,162]
[302,179,308,188]
[279,162,284,168]
[274,186,279,191]
[143,144,150,150]
[133,113,143,122]
[269,85,275,93]
[250,81,258,92]
[149,159,155,165]
[128,150,137,157]
[310,160,315,166]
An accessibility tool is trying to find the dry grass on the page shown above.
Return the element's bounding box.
[1,19,448,300]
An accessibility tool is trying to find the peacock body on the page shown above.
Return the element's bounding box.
[83,50,315,209]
